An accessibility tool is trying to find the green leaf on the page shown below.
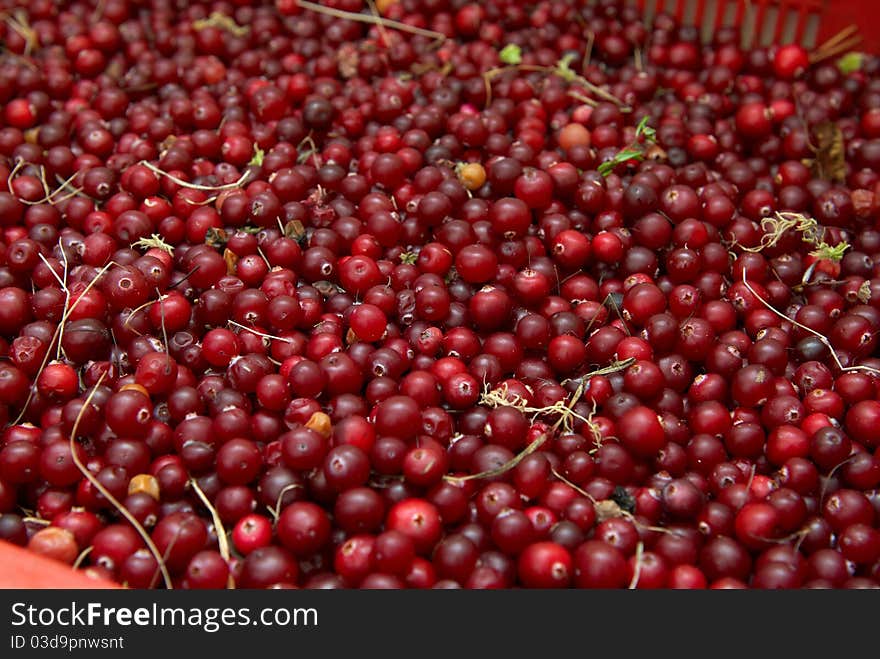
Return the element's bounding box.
[248,145,265,167]
[499,44,522,65]
[554,53,577,82]
[635,116,656,142]
[597,147,644,177]
[837,52,864,74]
[399,251,417,265]
[809,240,850,262]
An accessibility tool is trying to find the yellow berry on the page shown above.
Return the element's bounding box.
[375,0,399,15]
[119,383,151,399]
[458,162,487,191]
[305,411,332,438]
[128,473,161,500]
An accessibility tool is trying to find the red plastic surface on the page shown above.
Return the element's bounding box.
[0,540,118,589]
[633,0,879,54]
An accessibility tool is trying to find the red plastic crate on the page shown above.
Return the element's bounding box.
[632,0,878,54]
[0,539,118,589]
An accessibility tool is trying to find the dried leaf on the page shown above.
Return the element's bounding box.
[611,486,636,514]
[204,227,228,248]
[223,248,239,275]
[595,499,623,522]
[809,121,846,183]
[312,280,341,297]
[283,220,306,242]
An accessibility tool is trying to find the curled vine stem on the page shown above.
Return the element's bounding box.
[480,358,635,435]
[268,483,304,522]
[741,273,880,378]
[72,546,93,570]
[737,211,848,264]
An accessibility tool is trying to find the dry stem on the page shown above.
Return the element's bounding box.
[12,261,118,425]
[190,478,235,589]
[741,273,880,378]
[72,546,93,570]
[268,483,304,522]
[139,160,251,192]
[228,320,294,344]
[628,541,644,589]
[810,26,861,64]
[443,433,548,484]
[296,0,446,43]
[70,373,173,589]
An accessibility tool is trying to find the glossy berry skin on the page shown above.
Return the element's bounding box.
[232,514,273,555]
[151,513,208,572]
[277,502,332,557]
[774,45,809,79]
[386,499,443,555]
[573,541,628,589]
[518,542,572,588]
[617,406,665,458]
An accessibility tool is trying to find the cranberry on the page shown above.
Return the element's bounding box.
[573,540,628,589]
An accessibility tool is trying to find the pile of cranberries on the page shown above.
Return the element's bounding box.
[0,0,879,590]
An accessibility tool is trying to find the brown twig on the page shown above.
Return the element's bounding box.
[810,25,861,64]
[567,90,599,108]
[296,0,446,43]
[365,0,390,46]
[443,433,548,484]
